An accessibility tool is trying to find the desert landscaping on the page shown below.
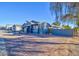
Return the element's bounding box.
[0,31,79,56]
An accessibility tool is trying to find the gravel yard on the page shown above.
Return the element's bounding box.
[0,38,7,56]
[0,32,79,56]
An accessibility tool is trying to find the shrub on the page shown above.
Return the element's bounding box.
[62,25,71,30]
[76,20,79,27]
[48,27,52,34]
[73,27,79,32]
[52,21,60,26]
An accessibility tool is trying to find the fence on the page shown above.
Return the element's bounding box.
[52,29,74,37]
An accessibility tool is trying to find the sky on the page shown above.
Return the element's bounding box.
[0,2,53,26]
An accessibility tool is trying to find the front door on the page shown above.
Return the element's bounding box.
[27,26,31,34]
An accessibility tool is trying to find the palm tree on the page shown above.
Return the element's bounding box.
[63,2,79,36]
[50,2,79,36]
[50,2,63,22]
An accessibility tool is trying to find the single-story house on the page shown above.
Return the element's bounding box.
[51,25,74,37]
[51,25,62,29]
[22,20,51,35]
[5,24,13,32]
[22,21,31,34]
[39,22,51,34]
[22,20,40,34]
[12,24,22,33]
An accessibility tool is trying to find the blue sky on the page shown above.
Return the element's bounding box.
[0,2,53,25]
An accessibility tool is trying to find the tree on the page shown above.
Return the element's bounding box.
[50,2,63,22]
[50,2,79,27]
[76,20,79,27]
[52,21,60,26]
[48,27,52,34]
[62,25,71,29]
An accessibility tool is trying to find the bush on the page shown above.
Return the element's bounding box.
[76,21,79,27]
[52,21,60,26]
[48,27,52,34]
[62,25,71,30]
[73,27,79,32]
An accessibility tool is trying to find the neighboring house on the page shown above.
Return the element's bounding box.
[6,24,13,30]
[51,25,62,29]
[22,21,31,34]
[0,26,6,30]
[12,24,22,33]
[30,20,40,34]
[39,22,51,34]
[22,20,40,34]
[6,24,13,32]
[51,25,74,36]
[22,20,51,34]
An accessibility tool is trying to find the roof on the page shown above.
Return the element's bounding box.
[13,24,22,27]
[41,22,51,27]
[22,20,40,27]
[31,20,39,24]
[51,25,62,29]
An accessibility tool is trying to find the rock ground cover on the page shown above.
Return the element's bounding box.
[0,32,79,56]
